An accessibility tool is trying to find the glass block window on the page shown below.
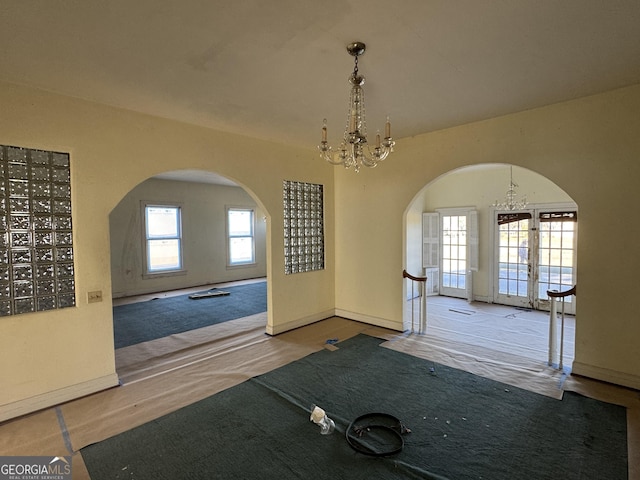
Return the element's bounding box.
[0,145,76,316]
[283,180,324,274]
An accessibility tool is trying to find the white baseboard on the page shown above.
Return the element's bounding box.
[266,309,404,335]
[0,373,119,423]
[266,309,336,335]
[334,309,403,332]
[572,361,640,391]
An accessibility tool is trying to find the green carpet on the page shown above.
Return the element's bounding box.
[113,282,267,349]
[82,335,627,479]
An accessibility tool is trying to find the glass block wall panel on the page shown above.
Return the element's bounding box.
[283,180,324,275]
[0,145,76,315]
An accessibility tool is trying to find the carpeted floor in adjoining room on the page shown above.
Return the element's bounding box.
[112,281,267,349]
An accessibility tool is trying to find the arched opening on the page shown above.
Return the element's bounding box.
[109,169,269,381]
[404,164,577,370]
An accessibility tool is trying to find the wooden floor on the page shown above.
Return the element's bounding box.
[408,294,576,368]
[2,287,638,480]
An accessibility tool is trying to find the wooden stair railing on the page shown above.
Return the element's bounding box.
[547,285,577,370]
[403,269,428,334]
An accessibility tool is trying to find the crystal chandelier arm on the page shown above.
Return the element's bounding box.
[360,142,393,167]
[318,144,347,166]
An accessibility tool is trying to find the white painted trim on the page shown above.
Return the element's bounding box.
[266,309,404,336]
[572,362,640,391]
[141,201,185,275]
[0,373,119,423]
[334,309,403,332]
[435,206,477,215]
[266,309,335,335]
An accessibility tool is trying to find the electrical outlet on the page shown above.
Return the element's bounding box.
[88,290,103,303]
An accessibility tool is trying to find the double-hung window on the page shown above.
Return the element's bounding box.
[144,204,183,274]
[227,207,255,266]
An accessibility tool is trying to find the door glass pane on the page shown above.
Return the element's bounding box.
[442,215,467,290]
[537,216,575,301]
[497,214,530,297]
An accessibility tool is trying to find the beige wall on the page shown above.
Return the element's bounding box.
[335,84,640,389]
[1,79,639,421]
[110,178,267,297]
[0,81,335,420]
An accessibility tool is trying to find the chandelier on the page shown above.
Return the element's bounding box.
[493,166,528,211]
[318,42,395,172]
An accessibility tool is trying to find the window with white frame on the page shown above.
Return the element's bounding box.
[227,207,255,266]
[144,204,183,274]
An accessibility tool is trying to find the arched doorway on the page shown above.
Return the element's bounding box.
[404,164,576,368]
[109,169,269,381]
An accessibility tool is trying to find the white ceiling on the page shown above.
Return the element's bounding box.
[2,1,640,185]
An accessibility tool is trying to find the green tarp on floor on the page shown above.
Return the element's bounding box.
[83,334,627,479]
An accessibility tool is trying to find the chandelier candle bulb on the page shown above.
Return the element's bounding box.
[322,120,327,142]
[385,117,391,138]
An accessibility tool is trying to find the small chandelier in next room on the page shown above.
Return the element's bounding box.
[493,165,528,211]
[318,42,395,172]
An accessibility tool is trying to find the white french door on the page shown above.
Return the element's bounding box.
[494,207,577,313]
[536,211,577,314]
[441,214,467,298]
[436,210,478,300]
[495,211,531,308]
